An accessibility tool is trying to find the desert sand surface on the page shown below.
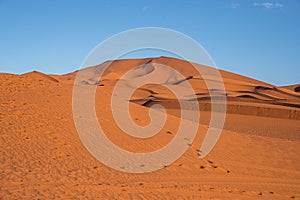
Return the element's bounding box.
[1,57,299,199]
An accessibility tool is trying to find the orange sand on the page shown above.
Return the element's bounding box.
[1,57,299,199]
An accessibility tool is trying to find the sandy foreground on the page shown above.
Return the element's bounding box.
[1,57,299,199]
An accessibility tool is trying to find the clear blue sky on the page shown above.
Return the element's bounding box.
[0,0,299,85]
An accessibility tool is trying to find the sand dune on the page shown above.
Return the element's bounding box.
[1,57,299,199]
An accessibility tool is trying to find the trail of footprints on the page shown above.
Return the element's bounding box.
[199,159,231,174]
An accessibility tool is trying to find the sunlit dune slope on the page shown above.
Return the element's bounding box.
[1,57,299,199]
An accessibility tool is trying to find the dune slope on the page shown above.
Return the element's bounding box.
[1,57,299,199]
